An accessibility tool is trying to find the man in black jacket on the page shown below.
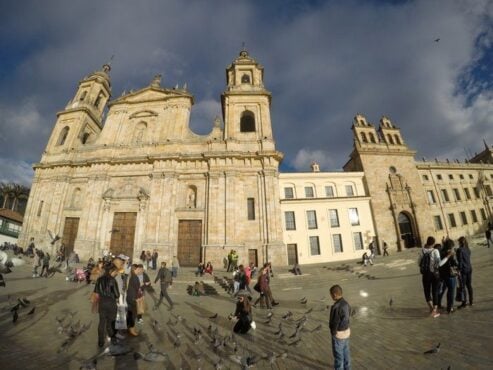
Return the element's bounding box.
[94,266,120,347]
[329,285,351,370]
[154,262,173,310]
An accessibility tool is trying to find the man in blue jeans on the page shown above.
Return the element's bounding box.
[329,284,351,370]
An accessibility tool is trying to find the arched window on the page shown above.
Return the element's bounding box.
[394,135,401,145]
[81,132,91,144]
[58,126,69,146]
[133,122,147,143]
[369,132,376,143]
[94,92,104,108]
[241,74,251,84]
[387,134,394,144]
[79,91,87,101]
[361,132,368,143]
[240,110,255,132]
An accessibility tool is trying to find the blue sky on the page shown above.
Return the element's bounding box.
[0,0,492,185]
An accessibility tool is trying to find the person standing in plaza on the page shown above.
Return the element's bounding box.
[145,250,152,270]
[382,241,389,257]
[151,249,158,270]
[154,261,174,310]
[40,251,50,278]
[32,248,41,278]
[418,237,442,317]
[126,264,141,336]
[94,266,120,347]
[140,250,147,267]
[171,256,180,278]
[456,236,473,308]
[329,284,351,370]
[486,228,491,248]
[437,240,458,314]
[227,250,233,272]
[231,250,239,271]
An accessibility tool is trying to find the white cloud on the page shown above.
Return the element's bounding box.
[189,99,222,135]
[291,148,336,172]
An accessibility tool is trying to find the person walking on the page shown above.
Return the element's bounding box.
[382,242,389,257]
[486,228,491,248]
[94,266,120,347]
[32,248,41,278]
[40,252,50,278]
[456,236,473,308]
[329,284,351,370]
[154,262,174,310]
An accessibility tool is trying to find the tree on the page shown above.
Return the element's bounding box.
[0,182,30,214]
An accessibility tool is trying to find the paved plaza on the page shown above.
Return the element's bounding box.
[1,235,492,370]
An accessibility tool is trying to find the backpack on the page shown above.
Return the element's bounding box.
[419,251,431,274]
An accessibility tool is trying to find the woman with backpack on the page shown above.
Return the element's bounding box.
[418,237,443,318]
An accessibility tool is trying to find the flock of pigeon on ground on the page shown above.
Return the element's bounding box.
[1,254,446,369]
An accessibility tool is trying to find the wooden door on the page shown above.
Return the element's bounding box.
[110,212,137,257]
[287,243,298,265]
[177,220,202,267]
[248,249,258,267]
[62,217,79,255]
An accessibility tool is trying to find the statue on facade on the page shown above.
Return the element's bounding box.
[187,187,196,208]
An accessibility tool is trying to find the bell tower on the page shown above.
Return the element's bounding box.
[44,64,112,153]
[221,49,275,151]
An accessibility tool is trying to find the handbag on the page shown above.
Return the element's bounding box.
[115,303,128,330]
[253,282,261,292]
[89,292,99,314]
[136,296,146,315]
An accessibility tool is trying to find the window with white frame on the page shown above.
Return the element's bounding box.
[345,185,354,196]
[332,234,343,253]
[305,186,314,198]
[329,209,340,227]
[284,211,296,230]
[306,210,318,229]
[433,215,444,230]
[284,187,294,199]
[353,232,363,250]
[309,236,320,255]
[427,190,436,204]
[348,208,360,226]
[325,186,335,197]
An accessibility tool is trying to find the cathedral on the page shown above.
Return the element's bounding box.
[18,50,493,267]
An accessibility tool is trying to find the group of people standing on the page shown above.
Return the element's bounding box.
[418,235,473,318]
[92,255,175,346]
[139,249,159,270]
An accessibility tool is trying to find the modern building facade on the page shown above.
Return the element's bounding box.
[18,52,493,266]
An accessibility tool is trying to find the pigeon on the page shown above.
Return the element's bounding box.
[133,351,168,362]
[266,311,273,318]
[18,298,29,308]
[424,343,441,354]
[79,359,97,370]
[209,313,218,319]
[305,308,313,314]
[434,38,440,42]
[288,329,299,339]
[48,230,61,245]
[10,303,20,312]
[27,307,36,315]
[263,317,272,324]
[389,297,393,308]
[282,311,293,320]
[300,297,307,304]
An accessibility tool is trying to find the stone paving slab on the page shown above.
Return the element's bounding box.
[0,236,492,369]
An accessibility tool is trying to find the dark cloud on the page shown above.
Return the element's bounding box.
[0,0,492,186]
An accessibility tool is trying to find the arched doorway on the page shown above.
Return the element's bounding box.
[398,212,416,248]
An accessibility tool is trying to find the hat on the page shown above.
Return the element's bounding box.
[117,254,129,261]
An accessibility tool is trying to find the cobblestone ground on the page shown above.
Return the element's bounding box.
[1,235,492,370]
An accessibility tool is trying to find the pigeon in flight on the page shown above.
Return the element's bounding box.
[48,230,61,245]
[434,38,440,42]
[424,343,441,354]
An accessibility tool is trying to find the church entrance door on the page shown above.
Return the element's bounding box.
[177,220,202,267]
[62,217,79,256]
[110,212,137,257]
[398,212,415,248]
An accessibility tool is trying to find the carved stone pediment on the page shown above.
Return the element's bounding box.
[102,185,150,200]
[129,110,159,119]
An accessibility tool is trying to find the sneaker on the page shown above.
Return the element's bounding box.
[137,318,144,324]
[115,332,125,340]
[431,311,440,318]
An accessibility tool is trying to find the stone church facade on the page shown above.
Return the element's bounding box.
[18,50,286,267]
[18,51,493,266]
